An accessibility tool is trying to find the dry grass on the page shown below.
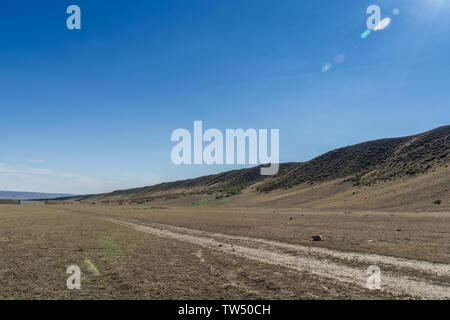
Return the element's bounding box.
[47,203,450,264]
[0,204,398,300]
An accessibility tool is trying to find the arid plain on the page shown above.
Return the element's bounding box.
[1,126,449,299]
[0,201,448,300]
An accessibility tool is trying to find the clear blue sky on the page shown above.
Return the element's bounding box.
[1,0,449,194]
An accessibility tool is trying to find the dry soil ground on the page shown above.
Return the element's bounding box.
[0,203,448,299]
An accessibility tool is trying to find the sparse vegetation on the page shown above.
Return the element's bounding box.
[79,126,449,208]
[2,203,406,299]
[191,199,211,206]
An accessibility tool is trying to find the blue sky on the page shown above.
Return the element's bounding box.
[1,0,449,194]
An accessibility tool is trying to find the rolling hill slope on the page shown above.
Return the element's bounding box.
[84,126,450,210]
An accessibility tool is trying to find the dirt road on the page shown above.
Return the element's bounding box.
[105,217,450,300]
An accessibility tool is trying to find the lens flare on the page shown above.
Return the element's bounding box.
[393,8,400,15]
[334,54,345,64]
[85,258,100,276]
[321,63,332,73]
[360,29,371,39]
[374,17,391,31]
[99,236,126,267]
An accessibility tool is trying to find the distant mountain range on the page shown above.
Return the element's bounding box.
[81,125,449,211]
[0,191,75,201]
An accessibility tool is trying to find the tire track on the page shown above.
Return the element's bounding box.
[105,217,450,300]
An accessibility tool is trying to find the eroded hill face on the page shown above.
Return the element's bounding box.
[259,125,450,191]
[83,126,450,210]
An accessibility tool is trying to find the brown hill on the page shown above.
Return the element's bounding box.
[259,125,450,191]
[85,126,450,210]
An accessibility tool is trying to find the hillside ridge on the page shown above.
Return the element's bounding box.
[84,126,449,209]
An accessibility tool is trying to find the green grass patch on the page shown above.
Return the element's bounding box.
[191,199,211,206]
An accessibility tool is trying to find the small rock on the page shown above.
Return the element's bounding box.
[396,228,402,232]
[312,235,323,241]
